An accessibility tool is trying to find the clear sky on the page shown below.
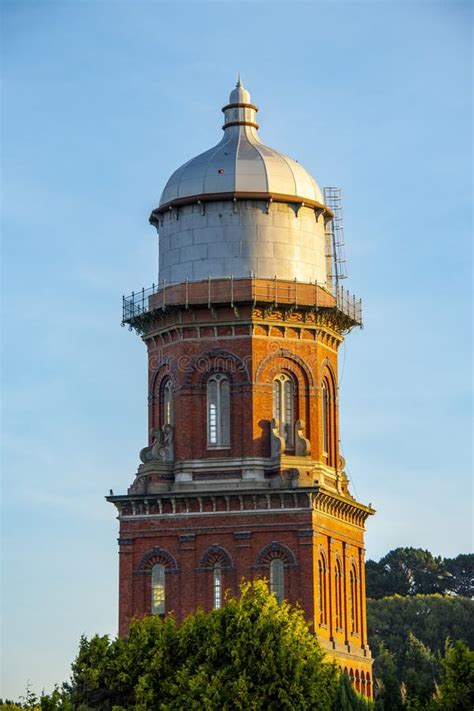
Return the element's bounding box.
[1,0,472,700]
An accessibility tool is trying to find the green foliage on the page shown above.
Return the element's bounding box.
[70,614,178,709]
[68,580,338,710]
[5,548,472,710]
[366,549,452,599]
[0,684,73,711]
[444,554,474,598]
[373,644,404,711]
[435,640,474,710]
[366,549,474,600]
[368,594,474,710]
[367,594,474,676]
[333,673,374,710]
[403,633,437,706]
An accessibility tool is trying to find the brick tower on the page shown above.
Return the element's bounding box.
[108,79,374,696]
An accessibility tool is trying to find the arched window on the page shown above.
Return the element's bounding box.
[207,374,230,447]
[151,563,165,615]
[366,673,371,698]
[270,558,284,603]
[213,561,222,609]
[322,380,330,454]
[350,565,359,634]
[318,556,328,625]
[355,670,360,693]
[162,379,173,427]
[335,559,343,629]
[273,374,295,448]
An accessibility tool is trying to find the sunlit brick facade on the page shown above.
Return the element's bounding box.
[108,80,374,697]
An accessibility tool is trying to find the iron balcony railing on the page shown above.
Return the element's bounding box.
[122,276,362,327]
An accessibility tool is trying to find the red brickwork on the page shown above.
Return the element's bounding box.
[111,283,373,696]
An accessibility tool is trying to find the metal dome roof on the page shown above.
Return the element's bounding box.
[158,79,325,210]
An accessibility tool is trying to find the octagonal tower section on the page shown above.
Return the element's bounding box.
[109,80,374,697]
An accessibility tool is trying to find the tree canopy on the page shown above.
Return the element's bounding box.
[2,549,473,711]
[436,639,474,711]
[368,594,474,674]
[366,549,473,600]
[67,580,342,710]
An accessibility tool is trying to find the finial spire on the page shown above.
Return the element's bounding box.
[222,77,258,131]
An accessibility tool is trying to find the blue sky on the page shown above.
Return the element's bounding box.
[1,0,472,700]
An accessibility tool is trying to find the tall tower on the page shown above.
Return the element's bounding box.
[108,80,374,696]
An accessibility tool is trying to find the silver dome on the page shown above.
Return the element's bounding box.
[159,80,324,208]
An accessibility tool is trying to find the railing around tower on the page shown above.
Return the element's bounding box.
[122,277,362,328]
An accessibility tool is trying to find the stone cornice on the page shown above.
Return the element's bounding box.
[139,307,347,343]
[106,485,374,528]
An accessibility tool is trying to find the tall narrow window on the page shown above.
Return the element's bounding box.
[213,562,222,609]
[207,374,230,447]
[273,374,295,448]
[350,566,359,634]
[318,557,327,625]
[322,380,329,454]
[270,558,284,603]
[151,563,165,615]
[162,379,173,426]
[335,560,342,629]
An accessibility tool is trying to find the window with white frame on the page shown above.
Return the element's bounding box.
[213,561,222,609]
[270,558,285,603]
[151,563,165,615]
[273,374,295,448]
[207,374,230,447]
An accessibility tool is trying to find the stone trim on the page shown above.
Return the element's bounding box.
[135,546,178,575]
[107,487,373,528]
[254,541,298,568]
[197,544,234,571]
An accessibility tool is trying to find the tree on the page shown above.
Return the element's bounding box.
[366,549,451,599]
[333,673,374,711]
[403,633,437,706]
[436,640,474,710]
[372,643,403,711]
[444,554,474,598]
[366,549,474,600]
[367,594,474,676]
[68,580,339,710]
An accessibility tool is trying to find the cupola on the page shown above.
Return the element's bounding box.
[151,80,331,287]
[156,79,325,209]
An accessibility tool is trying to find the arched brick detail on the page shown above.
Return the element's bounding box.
[197,544,234,571]
[255,541,297,568]
[149,356,180,401]
[185,348,250,387]
[255,348,315,387]
[319,358,337,394]
[135,547,178,574]
[366,672,371,697]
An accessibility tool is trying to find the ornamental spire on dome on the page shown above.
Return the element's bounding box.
[222,78,259,130]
